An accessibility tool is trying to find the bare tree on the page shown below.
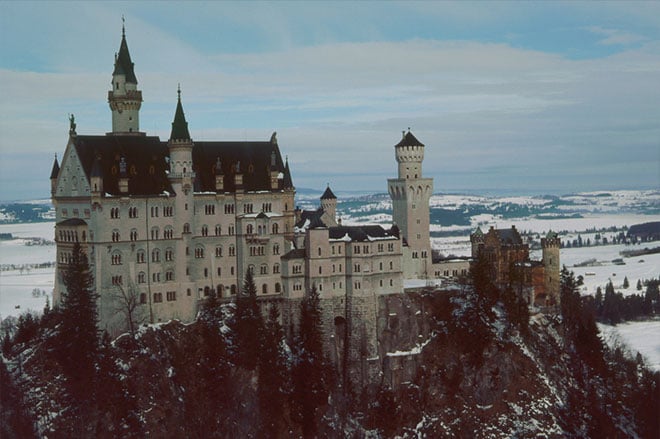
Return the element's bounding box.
[113,280,144,337]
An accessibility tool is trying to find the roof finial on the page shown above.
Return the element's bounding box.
[408,126,411,132]
[122,15,125,37]
[177,83,181,101]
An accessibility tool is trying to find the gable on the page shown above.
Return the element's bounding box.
[55,139,91,198]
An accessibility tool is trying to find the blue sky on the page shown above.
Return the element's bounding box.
[1,1,659,201]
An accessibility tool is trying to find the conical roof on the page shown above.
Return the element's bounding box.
[395,130,424,148]
[112,25,137,84]
[282,157,293,189]
[170,88,191,141]
[321,185,336,200]
[50,155,60,179]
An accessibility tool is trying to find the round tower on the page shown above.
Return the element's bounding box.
[108,22,143,135]
[320,184,337,225]
[541,231,561,305]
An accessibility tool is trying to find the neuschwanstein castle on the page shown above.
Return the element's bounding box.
[51,27,559,378]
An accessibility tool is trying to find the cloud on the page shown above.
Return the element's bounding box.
[586,26,647,46]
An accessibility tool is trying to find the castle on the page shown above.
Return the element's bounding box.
[50,26,559,384]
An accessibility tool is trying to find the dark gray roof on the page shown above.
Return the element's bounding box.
[50,155,60,179]
[112,28,137,84]
[295,208,325,229]
[57,218,87,226]
[281,248,306,260]
[395,130,424,148]
[494,227,523,245]
[192,139,287,193]
[73,135,173,196]
[328,225,398,242]
[321,185,336,200]
[170,90,191,141]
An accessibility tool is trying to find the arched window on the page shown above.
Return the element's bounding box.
[215,225,221,236]
[262,284,268,294]
[201,225,208,237]
[215,246,222,257]
[137,272,146,284]
[272,223,279,234]
[230,284,237,295]
[151,248,160,262]
[137,250,146,264]
[275,282,281,293]
[217,284,224,296]
[195,246,205,258]
[246,224,254,235]
[183,223,190,234]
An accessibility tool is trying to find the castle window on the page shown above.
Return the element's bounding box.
[388,243,394,252]
[228,245,235,256]
[62,208,68,217]
[339,263,342,272]
[319,266,322,275]
[164,206,173,217]
[183,223,190,234]
[217,267,221,276]
[230,285,237,295]
[422,251,427,258]
[354,281,360,289]
[273,244,280,255]
[166,271,174,281]
[164,226,174,239]
[152,272,161,283]
[204,268,208,278]
[272,223,279,234]
[378,244,384,252]
[151,227,159,240]
[275,282,281,293]
[318,247,322,256]
[111,251,122,265]
[151,249,160,262]
[363,245,369,254]
[262,284,268,294]
[332,246,335,255]
[261,264,268,275]
[129,207,138,218]
[332,264,336,273]
[217,284,224,295]
[187,288,191,296]
[354,246,360,254]
[215,246,223,257]
[195,246,205,259]
[137,250,146,264]
[130,229,138,241]
[110,207,119,219]
[354,264,360,273]
[202,225,208,237]
[111,275,123,286]
[166,291,176,301]
[215,225,222,236]
[140,293,146,304]
[224,204,235,214]
[153,293,163,303]
[380,280,383,287]
[231,266,234,275]
[228,225,235,235]
[248,265,255,275]
[151,206,159,217]
[246,224,254,235]
[273,263,280,274]
[389,261,393,270]
[138,272,146,284]
[112,230,120,242]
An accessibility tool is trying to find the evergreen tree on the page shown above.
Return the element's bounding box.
[258,304,288,436]
[623,276,629,289]
[636,279,643,291]
[57,242,99,396]
[233,269,263,370]
[594,286,604,317]
[292,285,328,437]
[602,281,621,324]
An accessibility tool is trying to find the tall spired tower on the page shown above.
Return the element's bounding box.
[387,130,433,278]
[108,22,143,135]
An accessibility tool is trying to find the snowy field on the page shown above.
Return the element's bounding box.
[599,321,660,372]
[0,222,55,319]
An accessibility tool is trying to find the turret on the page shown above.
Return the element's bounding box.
[395,129,425,179]
[542,231,561,305]
[470,226,484,257]
[167,86,194,190]
[108,21,143,135]
[50,154,60,195]
[320,184,337,226]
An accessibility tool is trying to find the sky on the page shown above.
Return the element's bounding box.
[0,1,659,201]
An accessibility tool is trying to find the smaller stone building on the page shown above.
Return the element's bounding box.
[471,226,560,306]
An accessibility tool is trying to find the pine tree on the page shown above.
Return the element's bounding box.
[57,242,99,396]
[636,279,643,291]
[292,285,328,437]
[623,276,629,289]
[258,304,288,435]
[233,269,263,370]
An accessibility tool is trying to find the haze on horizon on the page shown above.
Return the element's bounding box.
[1,1,659,202]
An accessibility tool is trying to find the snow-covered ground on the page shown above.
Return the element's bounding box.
[0,222,56,319]
[599,321,660,372]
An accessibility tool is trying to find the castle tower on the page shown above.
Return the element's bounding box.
[541,231,561,306]
[320,184,338,226]
[167,87,195,307]
[470,226,484,257]
[108,22,143,135]
[387,130,433,278]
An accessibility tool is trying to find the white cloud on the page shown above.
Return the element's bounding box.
[586,26,647,46]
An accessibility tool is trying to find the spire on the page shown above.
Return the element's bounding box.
[170,85,191,141]
[50,154,60,179]
[113,19,137,84]
[282,156,293,189]
[321,184,336,200]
